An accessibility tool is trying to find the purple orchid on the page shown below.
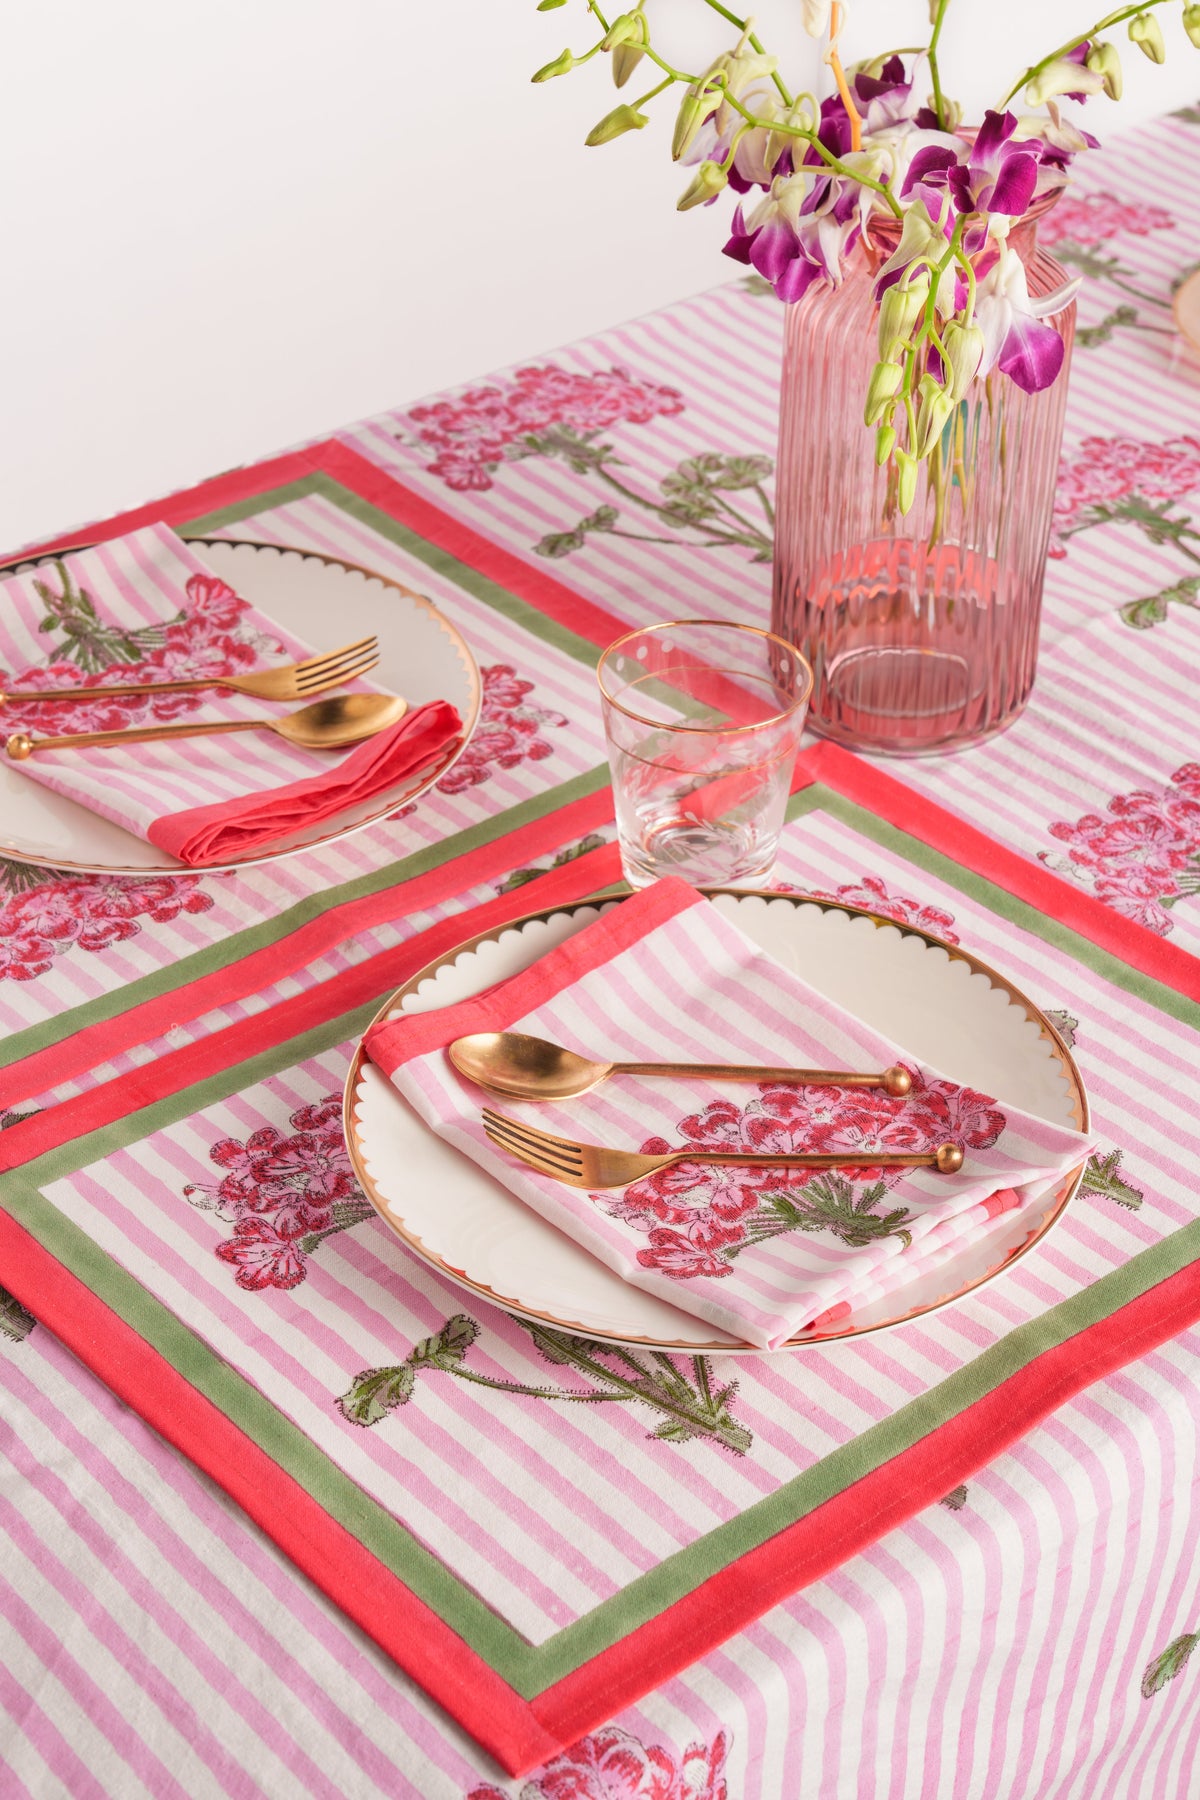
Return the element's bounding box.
[725,165,867,301]
[974,242,1081,392]
[902,110,1044,218]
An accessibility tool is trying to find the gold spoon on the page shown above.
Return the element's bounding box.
[449,1029,913,1102]
[5,691,408,760]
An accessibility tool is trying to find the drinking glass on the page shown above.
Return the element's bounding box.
[597,620,812,889]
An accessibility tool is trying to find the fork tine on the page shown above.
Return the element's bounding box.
[482,1123,582,1179]
[294,636,377,676]
[294,656,381,694]
[295,642,379,680]
[480,1108,582,1153]
[481,1117,585,1173]
[294,646,380,689]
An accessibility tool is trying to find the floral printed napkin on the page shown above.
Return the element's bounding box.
[366,879,1095,1349]
[1,524,462,866]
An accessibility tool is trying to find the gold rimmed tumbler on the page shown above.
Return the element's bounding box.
[597,620,812,890]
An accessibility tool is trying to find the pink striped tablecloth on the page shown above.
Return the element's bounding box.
[4,104,1200,1800]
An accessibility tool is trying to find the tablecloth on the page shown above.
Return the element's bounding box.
[4,104,1200,1799]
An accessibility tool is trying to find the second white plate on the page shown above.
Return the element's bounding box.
[345,891,1088,1354]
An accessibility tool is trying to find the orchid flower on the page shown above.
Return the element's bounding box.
[800,0,834,36]
[974,241,1082,392]
[726,165,865,301]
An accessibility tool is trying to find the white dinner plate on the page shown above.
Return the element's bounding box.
[0,538,481,875]
[344,891,1089,1354]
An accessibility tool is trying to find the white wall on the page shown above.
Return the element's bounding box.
[4,1,1198,549]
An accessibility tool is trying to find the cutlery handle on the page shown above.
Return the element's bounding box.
[0,675,224,703]
[6,717,258,757]
[616,1061,911,1095]
[684,1146,962,1172]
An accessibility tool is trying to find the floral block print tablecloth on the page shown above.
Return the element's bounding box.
[5,104,1200,1800]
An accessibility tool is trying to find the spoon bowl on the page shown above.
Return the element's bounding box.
[447,1029,914,1103]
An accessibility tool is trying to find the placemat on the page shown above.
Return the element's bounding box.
[3,749,1199,1777]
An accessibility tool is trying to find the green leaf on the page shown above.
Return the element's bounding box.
[1081,1148,1144,1211]
[534,527,586,559]
[1142,1632,1200,1697]
[415,1313,479,1371]
[1077,305,1139,350]
[335,1363,415,1427]
[0,1284,35,1343]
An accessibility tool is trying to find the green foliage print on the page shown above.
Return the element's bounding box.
[496,833,608,895]
[336,1314,753,1456]
[1142,1631,1200,1698]
[32,561,184,672]
[1080,1148,1144,1212]
[0,1284,36,1343]
[524,432,774,562]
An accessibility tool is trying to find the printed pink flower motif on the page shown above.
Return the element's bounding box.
[1042,763,1200,937]
[597,1077,1006,1282]
[216,1218,308,1291]
[436,663,567,796]
[406,364,684,492]
[1,573,271,735]
[1050,435,1200,552]
[0,869,213,983]
[796,874,960,943]
[186,1092,372,1290]
[1038,190,1176,248]
[467,1724,728,1800]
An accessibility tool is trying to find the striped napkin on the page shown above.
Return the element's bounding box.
[366,879,1095,1350]
[1,525,462,866]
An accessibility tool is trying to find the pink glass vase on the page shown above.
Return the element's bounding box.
[771,214,1075,755]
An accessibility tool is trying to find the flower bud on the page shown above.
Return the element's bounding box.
[586,102,649,145]
[536,0,568,9]
[1128,13,1166,61]
[1024,58,1106,105]
[864,360,904,425]
[613,39,647,86]
[1185,5,1200,48]
[915,390,955,459]
[1086,40,1123,100]
[532,47,576,82]
[877,277,929,356]
[672,84,717,161]
[875,424,897,467]
[676,160,729,210]
[895,449,918,515]
[941,321,986,401]
[603,12,641,49]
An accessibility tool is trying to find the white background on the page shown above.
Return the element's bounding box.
[4,1,1197,549]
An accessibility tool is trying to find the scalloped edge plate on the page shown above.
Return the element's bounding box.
[0,538,482,874]
[344,890,1089,1354]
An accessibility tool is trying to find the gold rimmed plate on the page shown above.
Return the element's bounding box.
[0,537,482,875]
[343,889,1088,1355]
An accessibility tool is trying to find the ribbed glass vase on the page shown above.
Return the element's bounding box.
[771,213,1075,755]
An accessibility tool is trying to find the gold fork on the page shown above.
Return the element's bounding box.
[480,1107,964,1189]
[0,636,380,706]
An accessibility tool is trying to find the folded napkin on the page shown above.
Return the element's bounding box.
[2,525,462,866]
[366,879,1094,1350]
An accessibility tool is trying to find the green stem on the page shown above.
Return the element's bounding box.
[753,482,775,525]
[631,72,674,109]
[1001,0,1176,107]
[927,0,953,131]
[696,0,793,106]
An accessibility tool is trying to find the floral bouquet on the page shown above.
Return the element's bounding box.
[532,0,1197,507]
